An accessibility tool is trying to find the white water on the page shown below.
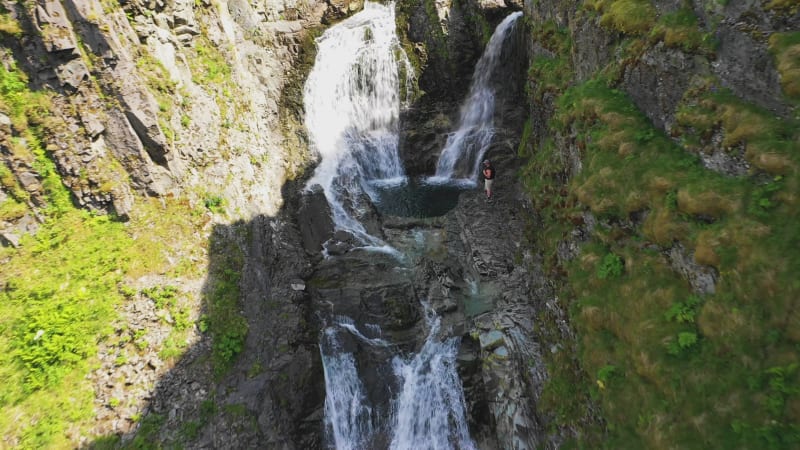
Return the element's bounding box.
[432,11,522,183]
[389,308,476,450]
[308,4,523,449]
[321,327,376,450]
[320,311,476,450]
[304,2,410,247]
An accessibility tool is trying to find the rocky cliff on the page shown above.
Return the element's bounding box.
[1,0,798,448]
[0,0,352,446]
[516,0,800,447]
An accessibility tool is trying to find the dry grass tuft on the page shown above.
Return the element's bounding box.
[642,208,684,245]
[597,130,631,151]
[580,306,605,331]
[747,149,795,175]
[693,232,721,268]
[720,106,770,147]
[769,32,800,100]
[648,176,674,194]
[676,189,738,218]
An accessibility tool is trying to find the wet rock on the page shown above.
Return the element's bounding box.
[297,184,334,255]
[479,329,506,350]
[290,279,306,291]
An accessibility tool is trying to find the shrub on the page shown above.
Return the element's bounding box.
[597,253,624,279]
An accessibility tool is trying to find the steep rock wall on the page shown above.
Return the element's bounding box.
[519,0,800,447]
[0,0,344,231]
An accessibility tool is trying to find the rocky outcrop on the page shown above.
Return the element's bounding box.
[0,0,333,224]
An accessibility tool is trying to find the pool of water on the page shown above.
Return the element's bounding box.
[463,279,499,317]
[370,178,470,218]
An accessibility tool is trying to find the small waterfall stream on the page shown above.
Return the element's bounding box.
[432,12,522,183]
[305,4,523,449]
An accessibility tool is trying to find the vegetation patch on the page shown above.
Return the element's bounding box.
[765,0,800,15]
[521,74,800,447]
[527,21,573,102]
[0,8,21,37]
[675,80,798,175]
[649,7,715,55]
[584,0,657,36]
[768,31,800,101]
[204,223,248,376]
[0,60,218,445]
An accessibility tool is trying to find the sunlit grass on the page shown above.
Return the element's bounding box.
[522,74,800,447]
[769,32,800,101]
[585,0,657,35]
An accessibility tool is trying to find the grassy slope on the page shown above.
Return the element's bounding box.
[522,3,800,448]
[0,57,246,447]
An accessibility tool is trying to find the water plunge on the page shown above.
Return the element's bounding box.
[304,2,411,248]
[432,12,523,184]
[305,4,524,449]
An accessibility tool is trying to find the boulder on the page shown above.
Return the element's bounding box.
[56,59,89,90]
[35,0,80,55]
[296,184,334,255]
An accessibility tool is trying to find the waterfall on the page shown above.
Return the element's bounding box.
[321,327,376,450]
[308,3,479,449]
[389,308,475,450]
[431,12,522,183]
[304,2,410,248]
[321,309,476,450]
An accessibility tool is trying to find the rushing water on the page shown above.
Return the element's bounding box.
[431,11,523,183]
[389,308,476,450]
[321,327,376,450]
[304,2,411,248]
[308,5,523,449]
[320,309,475,449]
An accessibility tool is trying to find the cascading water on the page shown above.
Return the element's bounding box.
[321,327,376,450]
[307,4,524,449]
[431,12,522,183]
[320,309,476,449]
[389,308,476,450]
[304,2,411,248]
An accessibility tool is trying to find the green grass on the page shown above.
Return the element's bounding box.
[205,223,248,376]
[521,75,800,448]
[649,7,715,55]
[585,0,657,35]
[527,21,574,102]
[0,211,131,447]
[0,58,240,446]
[189,37,232,87]
[769,32,800,101]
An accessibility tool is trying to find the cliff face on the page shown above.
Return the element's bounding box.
[0,0,353,446]
[0,0,354,228]
[1,0,798,447]
[518,0,800,447]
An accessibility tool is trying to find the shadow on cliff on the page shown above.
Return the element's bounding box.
[86,176,329,448]
[4,2,327,446]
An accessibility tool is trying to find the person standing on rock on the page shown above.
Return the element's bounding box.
[482,159,495,200]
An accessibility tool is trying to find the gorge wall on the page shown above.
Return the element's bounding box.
[516,0,800,447]
[0,0,798,448]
